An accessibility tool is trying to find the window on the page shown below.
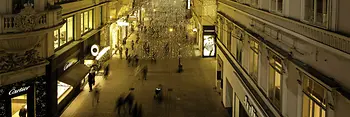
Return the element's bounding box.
[304,0,328,27]
[54,16,74,49]
[251,0,259,7]
[219,19,224,42]
[227,25,232,52]
[302,74,326,117]
[271,0,283,13]
[81,10,94,35]
[235,27,244,63]
[249,38,259,82]
[268,55,282,110]
[13,0,34,13]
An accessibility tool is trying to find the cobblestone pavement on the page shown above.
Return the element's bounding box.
[60,32,229,117]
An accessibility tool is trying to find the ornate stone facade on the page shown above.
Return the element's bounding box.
[0,49,45,74]
[14,5,38,32]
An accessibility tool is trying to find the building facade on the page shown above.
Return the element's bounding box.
[0,0,134,116]
[216,0,350,117]
[190,0,217,57]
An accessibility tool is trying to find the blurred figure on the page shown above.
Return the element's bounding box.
[125,91,135,114]
[131,40,135,50]
[19,105,27,117]
[115,93,126,115]
[92,84,101,106]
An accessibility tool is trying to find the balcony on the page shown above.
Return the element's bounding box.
[0,5,64,53]
[219,0,350,54]
[0,6,63,34]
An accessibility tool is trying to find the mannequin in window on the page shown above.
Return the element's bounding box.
[19,105,27,117]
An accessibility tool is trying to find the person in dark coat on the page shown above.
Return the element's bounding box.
[125,48,129,59]
[125,91,135,114]
[88,70,95,92]
[115,93,126,115]
[19,105,27,117]
[104,64,109,78]
[132,103,138,117]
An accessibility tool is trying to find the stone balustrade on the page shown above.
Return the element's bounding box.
[0,6,63,34]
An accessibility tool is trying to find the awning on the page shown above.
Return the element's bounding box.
[58,64,90,87]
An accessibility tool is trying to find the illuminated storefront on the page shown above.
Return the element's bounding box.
[0,76,47,117]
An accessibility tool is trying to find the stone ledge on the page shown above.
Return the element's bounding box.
[0,61,49,86]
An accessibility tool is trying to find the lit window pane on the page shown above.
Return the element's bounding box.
[321,109,326,117]
[54,30,59,49]
[84,12,89,33]
[81,13,84,34]
[274,71,281,88]
[59,23,67,46]
[67,17,74,42]
[314,104,321,117]
[89,10,93,30]
[302,95,310,117]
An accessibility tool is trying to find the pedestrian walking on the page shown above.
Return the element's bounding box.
[119,47,123,59]
[127,55,132,67]
[136,36,140,44]
[104,64,109,79]
[131,40,135,50]
[131,102,138,117]
[134,55,139,66]
[125,48,129,59]
[125,91,135,114]
[151,53,156,64]
[92,84,101,106]
[115,93,126,115]
[88,69,95,92]
[137,104,143,117]
[142,65,148,80]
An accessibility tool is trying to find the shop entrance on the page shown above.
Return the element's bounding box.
[217,56,223,90]
[11,94,27,117]
[225,78,233,117]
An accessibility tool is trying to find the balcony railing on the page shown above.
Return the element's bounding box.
[219,0,350,54]
[0,6,63,33]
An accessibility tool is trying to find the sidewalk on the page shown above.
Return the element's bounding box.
[60,28,229,117]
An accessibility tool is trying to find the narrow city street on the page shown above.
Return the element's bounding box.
[60,32,229,117]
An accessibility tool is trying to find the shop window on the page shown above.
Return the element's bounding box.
[11,94,27,116]
[13,0,34,13]
[304,0,328,27]
[268,55,282,110]
[271,0,283,13]
[81,10,94,35]
[54,16,74,50]
[57,81,73,104]
[249,38,259,82]
[302,73,326,117]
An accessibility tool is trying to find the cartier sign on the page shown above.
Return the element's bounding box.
[8,86,30,96]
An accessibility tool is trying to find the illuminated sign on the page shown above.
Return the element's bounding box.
[187,0,191,9]
[9,86,30,96]
[203,35,215,57]
[244,95,258,117]
[91,44,99,56]
[64,58,78,71]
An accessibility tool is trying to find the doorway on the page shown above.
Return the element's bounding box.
[226,79,233,117]
[11,94,28,117]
